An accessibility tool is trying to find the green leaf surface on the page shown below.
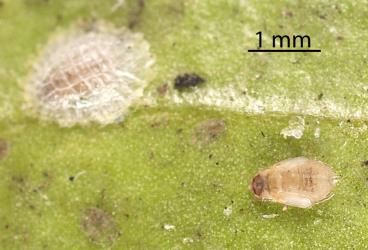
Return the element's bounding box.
[1,0,368,249]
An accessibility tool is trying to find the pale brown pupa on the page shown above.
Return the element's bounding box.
[250,157,338,208]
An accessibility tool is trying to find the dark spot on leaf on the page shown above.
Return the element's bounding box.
[128,0,145,29]
[174,73,205,90]
[69,176,75,182]
[156,84,169,96]
[317,93,323,100]
[81,207,121,247]
[148,113,169,128]
[56,13,63,23]
[196,231,203,238]
[0,138,9,160]
[11,175,27,193]
[191,119,226,147]
[260,131,265,137]
[282,9,293,17]
[318,13,327,19]
[362,160,368,166]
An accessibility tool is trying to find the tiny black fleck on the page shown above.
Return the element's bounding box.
[317,93,323,100]
[69,176,75,182]
[174,73,205,90]
[362,160,368,166]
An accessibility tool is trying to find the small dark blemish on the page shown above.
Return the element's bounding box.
[347,119,351,123]
[69,176,75,182]
[81,207,120,246]
[362,160,368,166]
[56,13,63,23]
[208,154,213,159]
[128,0,145,29]
[0,138,9,160]
[148,150,154,160]
[176,128,183,134]
[149,114,169,128]
[174,73,205,90]
[260,131,265,137]
[12,176,25,184]
[333,4,342,14]
[319,14,326,19]
[191,119,226,147]
[282,9,293,17]
[215,162,219,166]
[317,93,323,100]
[196,231,202,238]
[156,84,169,96]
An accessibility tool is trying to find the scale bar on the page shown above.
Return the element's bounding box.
[248,49,321,52]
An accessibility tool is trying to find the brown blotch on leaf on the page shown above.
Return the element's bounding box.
[0,139,9,160]
[174,73,205,90]
[128,0,145,29]
[362,160,368,166]
[156,83,169,96]
[282,9,293,17]
[191,119,226,146]
[81,207,121,247]
[145,113,169,129]
[12,175,26,193]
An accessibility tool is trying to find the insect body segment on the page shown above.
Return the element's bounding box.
[250,157,338,208]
